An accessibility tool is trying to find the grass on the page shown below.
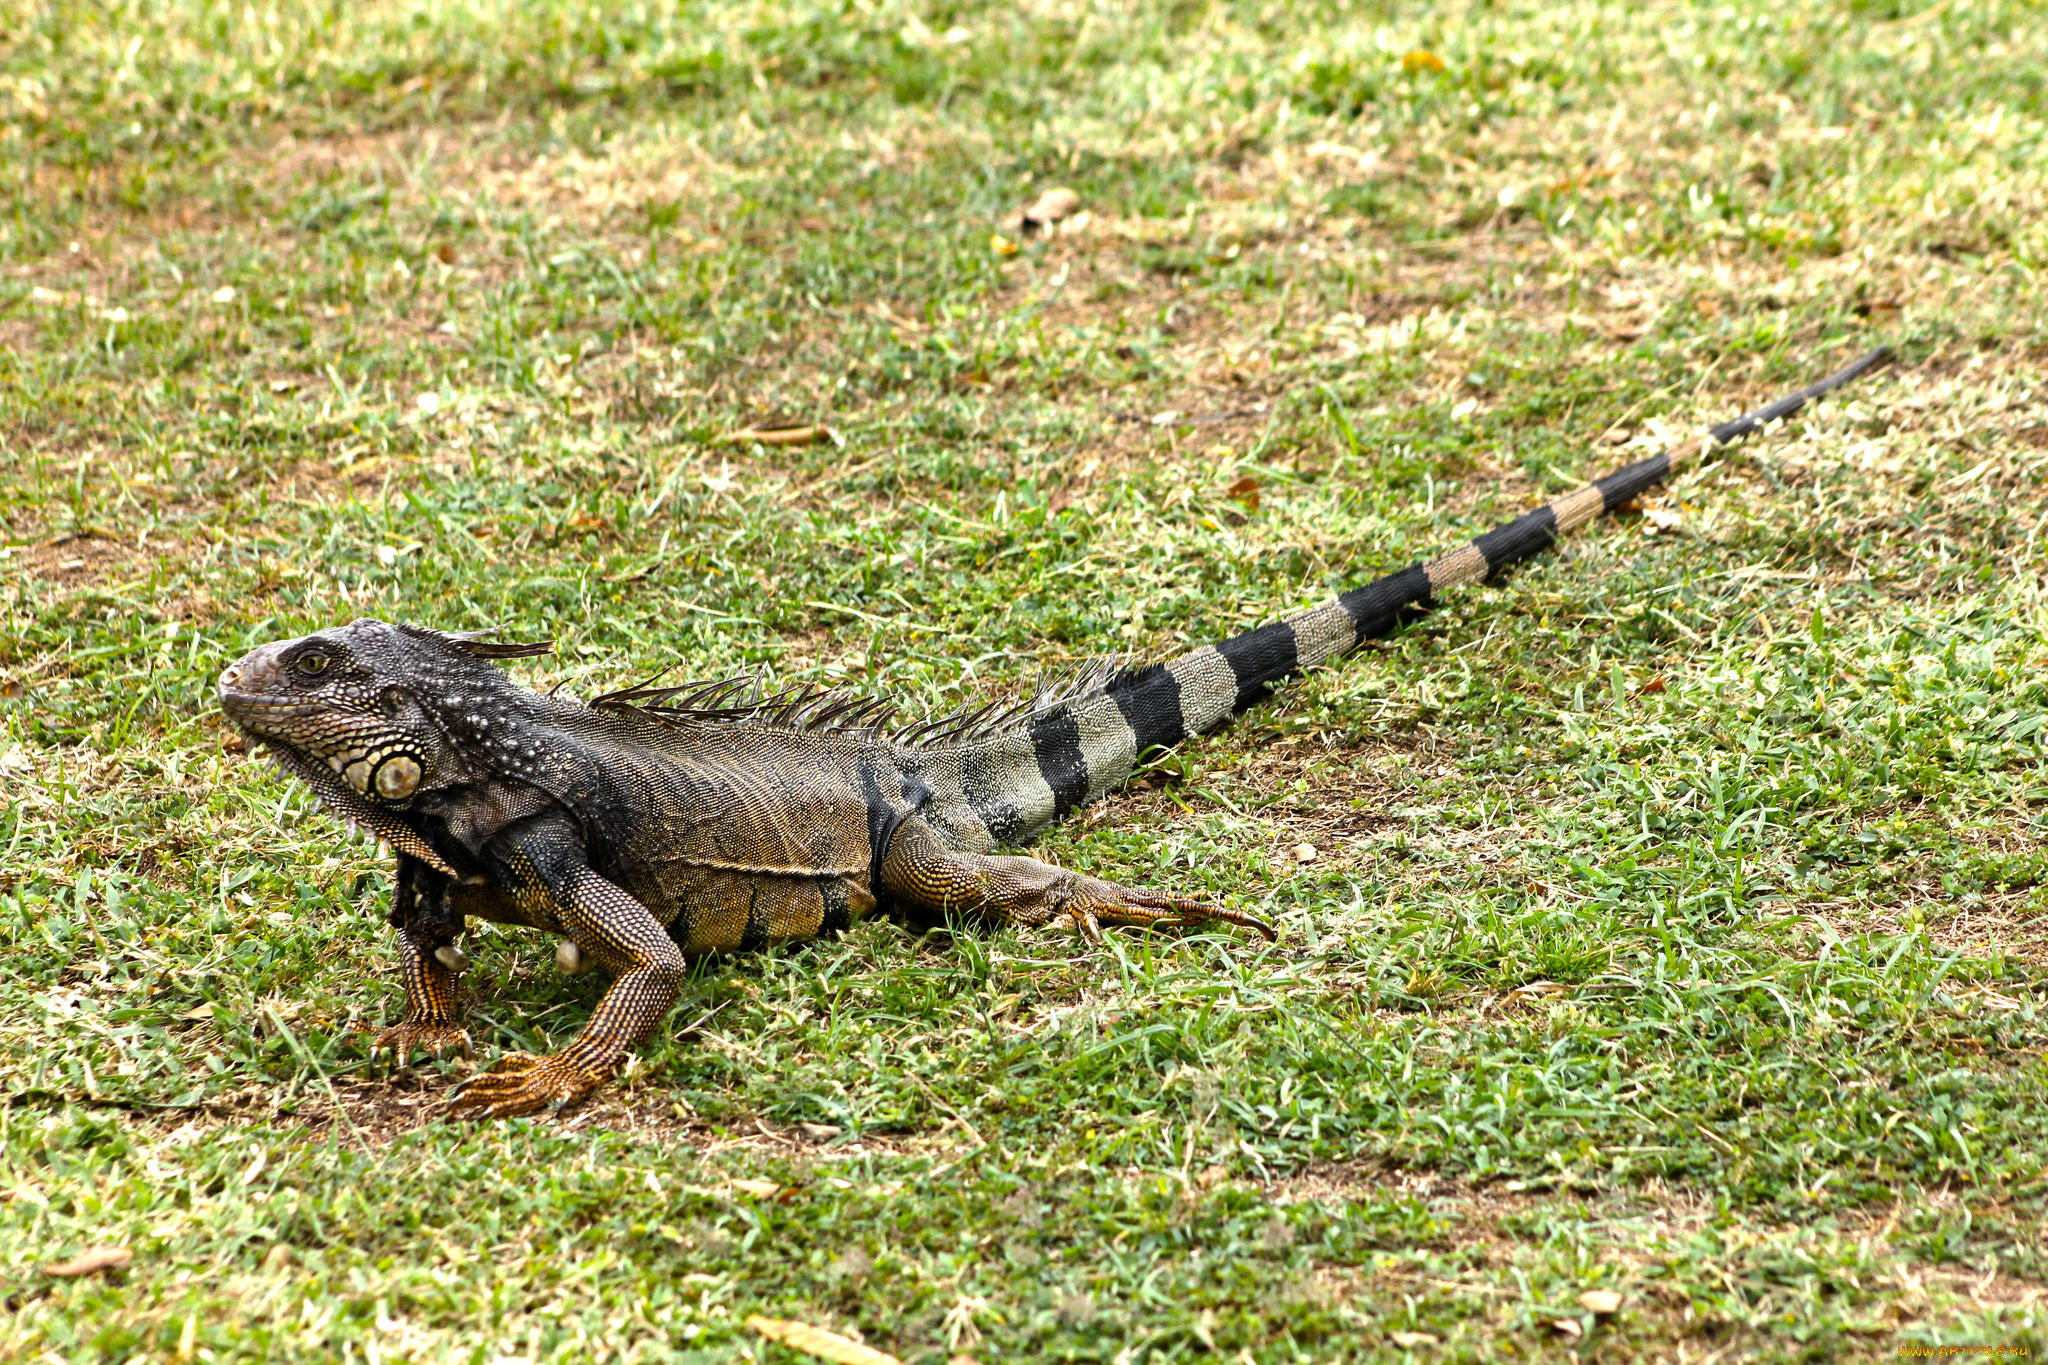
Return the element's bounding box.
[2,0,2046,1358]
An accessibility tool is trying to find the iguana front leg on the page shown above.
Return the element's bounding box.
[878,817,1275,943]
[371,855,473,1064]
[448,819,686,1119]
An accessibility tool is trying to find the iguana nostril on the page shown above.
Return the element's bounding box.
[220,666,242,688]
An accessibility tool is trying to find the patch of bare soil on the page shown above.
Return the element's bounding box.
[1,522,268,638]
[1268,1166,2048,1347]
[1925,893,2048,969]
[121,1064,967,1162]
[1786,824,2048,969]
[76,1057,949,1168]
[10,530,141,589]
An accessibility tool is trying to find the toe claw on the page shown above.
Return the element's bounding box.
[445,1052,603,1120]
[372,1020,473,1071]
[1058,876,1276,944]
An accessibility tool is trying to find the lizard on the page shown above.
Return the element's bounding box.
[216,347,1889,1119]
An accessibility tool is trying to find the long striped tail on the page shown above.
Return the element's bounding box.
[939,347,1890,849]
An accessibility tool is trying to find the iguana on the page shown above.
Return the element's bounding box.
[217,348,1889,1118]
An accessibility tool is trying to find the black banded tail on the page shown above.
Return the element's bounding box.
[923,347,1890,850]
[1103,346,1891,753]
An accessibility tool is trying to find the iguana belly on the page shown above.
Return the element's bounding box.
[449,854,875,956]
[642,863,876,955]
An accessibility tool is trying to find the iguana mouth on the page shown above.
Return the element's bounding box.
[217,659,330,723]
[217,689,328,723]
[218,679,373,748]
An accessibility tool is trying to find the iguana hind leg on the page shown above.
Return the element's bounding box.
[448,820,686,1119]
[878,817,1275,943]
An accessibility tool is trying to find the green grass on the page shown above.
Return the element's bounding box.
[4,0,2047,1359]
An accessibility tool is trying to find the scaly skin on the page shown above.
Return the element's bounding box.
[219,623,1272,1119]
[878,818,1269,945]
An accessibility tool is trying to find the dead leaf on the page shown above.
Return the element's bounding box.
[1389,1331,1440,1348]
[181,1002,217,1021]
[1550,1317,1582,1338]
[1226,475,1261,511]
[1402,49,1447,74]
[45,1247,131,1277]
[1642,505,1684,533]
[1306,141,1383,174]
[1021,187,1082,236]
[728,1178,783,1199]
[867,302,925,333]
[1963,987,2025,1012]
[990,233,1020,258]
[1638,676,1667,695]
[1507,981,1571,1003]
[746,1316,903,1365]
[898,15,969,49]
[1291,843,1318,864]
[717,425,830,447]
[1578,1290,1623,1315]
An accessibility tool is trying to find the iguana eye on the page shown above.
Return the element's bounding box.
[297,650,330,677]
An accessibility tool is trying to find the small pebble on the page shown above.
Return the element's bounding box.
[433,944,470,972]
[1292,843,1319,864]
[1024,186,1081,222]
[556,940,588,976]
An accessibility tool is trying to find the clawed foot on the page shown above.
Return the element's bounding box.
[446,1051,606,1119]
[370,1018,473,1068]
[1058,879,1277,944]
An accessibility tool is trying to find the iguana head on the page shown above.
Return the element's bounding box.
[217,620,553,865]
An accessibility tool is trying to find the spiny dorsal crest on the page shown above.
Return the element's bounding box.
[397,623,554,661]
[589,656,1131,750]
